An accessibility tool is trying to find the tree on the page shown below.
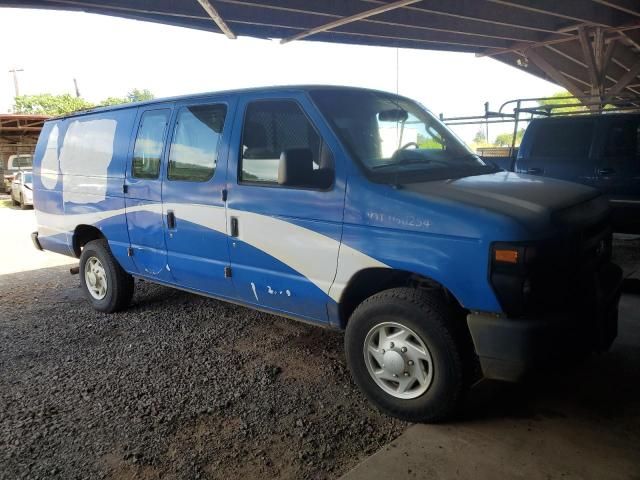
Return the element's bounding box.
[14,94,94,116]
[494,128,525,147]
[472,128,487,144]
[14,88,155,115]
[538,90,587,114]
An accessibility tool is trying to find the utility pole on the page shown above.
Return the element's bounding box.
[8,68,24,98]
[73,78,81,98]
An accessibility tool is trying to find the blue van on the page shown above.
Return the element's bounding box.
[31,86,622,422]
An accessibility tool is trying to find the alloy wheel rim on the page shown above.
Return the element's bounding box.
[363,321,434,399]
[84,256,107,300]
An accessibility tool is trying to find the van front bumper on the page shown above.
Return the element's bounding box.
[467,262,623,382]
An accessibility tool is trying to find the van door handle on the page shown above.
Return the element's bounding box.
[598,167,615,176]
[527,167,543,175]
[167,210,176,230]
[230,217,239,237]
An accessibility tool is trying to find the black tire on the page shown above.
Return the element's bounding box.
[11,196,19,206]
[79,239,134,313]
[345,287,470,423]
[19,194,27,210]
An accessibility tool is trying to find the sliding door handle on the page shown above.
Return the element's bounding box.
[526,167,543,175]
[167,210,176,230]
[597,167,615,176]
[230,217,239,237]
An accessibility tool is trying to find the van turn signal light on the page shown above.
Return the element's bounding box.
[494,249,519,264]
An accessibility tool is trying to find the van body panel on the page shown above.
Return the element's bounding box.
[160,96,237,298]
[224,91,348,323]
[33,109,137,264]
[124,105,173,279]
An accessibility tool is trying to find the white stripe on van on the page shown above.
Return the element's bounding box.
[37,203,388,303]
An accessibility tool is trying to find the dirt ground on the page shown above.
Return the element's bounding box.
[1,198,639,480]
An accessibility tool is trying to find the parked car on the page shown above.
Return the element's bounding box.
[501,114,639,233]
[11,170,33,209]
[3,154,33,193]
[31,86,622,422]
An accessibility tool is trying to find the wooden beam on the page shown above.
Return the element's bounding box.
[592,0,640,18]
[578,27,600,91]
[280,0,421,44]
[195,0,236,39]
[486,0,617,27]
[607,58,640,96]
[478,24,639,58]
[525,48,587,98]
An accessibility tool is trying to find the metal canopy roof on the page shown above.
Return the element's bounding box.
[3,0,640,101]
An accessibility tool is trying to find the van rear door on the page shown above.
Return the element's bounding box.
[124,105,173,279]
[160,97,236,298]
[516,118,597,186]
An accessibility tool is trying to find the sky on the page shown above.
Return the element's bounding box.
[0,7,561,143]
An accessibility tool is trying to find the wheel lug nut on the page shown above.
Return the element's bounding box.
[401,347,407,353]
[408,360,414,366]
[403,372,409,377]
[381,349,385,354]
[389,342,395,348]
[393,374,398,378]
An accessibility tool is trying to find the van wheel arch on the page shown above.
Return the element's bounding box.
[338,268,464,329]
[73,225,106,258]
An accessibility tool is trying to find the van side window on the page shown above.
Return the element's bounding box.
[240,100,333,189]
[132,109,170,179]
[604,119,640,158]
[530,121,593,158]
[168,104,227,182]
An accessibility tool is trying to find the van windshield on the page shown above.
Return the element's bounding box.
[310,89,496,183]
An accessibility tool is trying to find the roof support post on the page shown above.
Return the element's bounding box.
[280,0,422,44]
[195,0,236,39]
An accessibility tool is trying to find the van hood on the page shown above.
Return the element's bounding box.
[400,171,603,233]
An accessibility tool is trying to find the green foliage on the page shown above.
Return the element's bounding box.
[14,88,155,115]
[127,88,154,102]
[473,128,487,144]
[14,94,94,116]
[494,128,525,147]
[538,91,587,114]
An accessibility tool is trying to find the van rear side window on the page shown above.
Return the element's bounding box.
[530,121,593,158]
[132,109,170,179]
[168,104,227,182]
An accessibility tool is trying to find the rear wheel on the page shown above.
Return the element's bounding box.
[345,287,470,423]
[11,195,18,206]
[19,194,27,210]
[79,239,134,313]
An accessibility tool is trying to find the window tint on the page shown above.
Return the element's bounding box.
[168,104,227,181]
[604,119,640,158]
[132,109,170,179]
[240,100,331,188]
[530,121,593,158]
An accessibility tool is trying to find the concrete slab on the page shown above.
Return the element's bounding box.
[342,294,640,480]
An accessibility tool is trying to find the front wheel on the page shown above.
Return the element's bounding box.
[345,287,469,423]
[79,239,134,313]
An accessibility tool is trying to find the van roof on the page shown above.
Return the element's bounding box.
[49,85,408,121]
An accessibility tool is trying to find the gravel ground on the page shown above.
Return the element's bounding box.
[0,267,406,480]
